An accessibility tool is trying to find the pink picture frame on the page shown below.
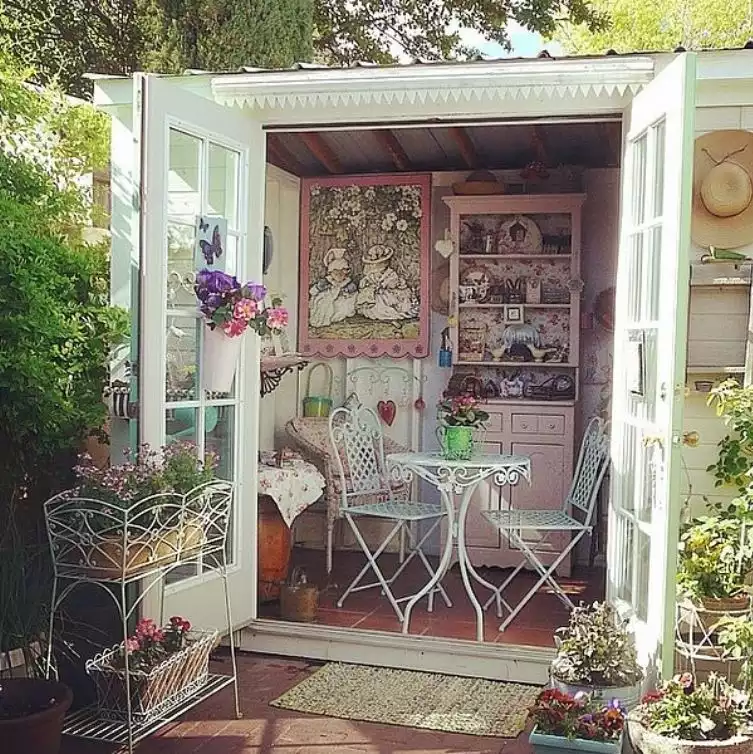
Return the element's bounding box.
[299,173,431,359]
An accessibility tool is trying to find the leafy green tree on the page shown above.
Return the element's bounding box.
[1,0,603,97]
[553,0,753,54]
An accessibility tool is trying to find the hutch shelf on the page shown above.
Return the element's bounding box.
[442,193,585,571]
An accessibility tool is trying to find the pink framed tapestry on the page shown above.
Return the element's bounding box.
[299,173,431,359]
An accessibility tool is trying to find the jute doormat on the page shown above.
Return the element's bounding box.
[270,662,540,738]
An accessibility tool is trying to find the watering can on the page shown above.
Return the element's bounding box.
[302,362,334,417]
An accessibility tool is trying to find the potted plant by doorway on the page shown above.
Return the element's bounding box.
[436,393,490,460]
[0,677,73,754]
[551,602,644,710]
[627,674,753,754]
[195,269,288,394]
[528,687,626,754]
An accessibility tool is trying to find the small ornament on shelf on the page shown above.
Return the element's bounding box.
[526,277,542,304]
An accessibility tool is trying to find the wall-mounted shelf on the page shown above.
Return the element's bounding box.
[687,366,745,375]
[459,254,572,261]
[459,302,572,309]
[455,361,577,368]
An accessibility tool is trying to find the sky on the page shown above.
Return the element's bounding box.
[458,23,565,59]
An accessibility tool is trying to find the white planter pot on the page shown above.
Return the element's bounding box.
[551,674,643,711]
[202,326,243,393]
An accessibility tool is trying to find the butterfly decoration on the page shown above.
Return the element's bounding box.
[200,225,223,265]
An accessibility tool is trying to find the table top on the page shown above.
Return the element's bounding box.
[386,452,531,470]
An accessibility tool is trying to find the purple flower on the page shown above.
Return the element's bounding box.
[245,282,267,301]
[195,269,238,296]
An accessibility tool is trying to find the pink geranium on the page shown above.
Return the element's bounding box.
[234,299,258,320]
[222,318,248,337]
[266,307,289,330]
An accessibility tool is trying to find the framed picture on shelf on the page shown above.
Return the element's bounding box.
[506,306,522,323]
[299,173,431,359]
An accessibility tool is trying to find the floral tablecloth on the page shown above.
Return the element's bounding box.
[258,460,326,528]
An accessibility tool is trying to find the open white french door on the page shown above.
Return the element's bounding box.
[135,74,265,630]
[607,54,696,682]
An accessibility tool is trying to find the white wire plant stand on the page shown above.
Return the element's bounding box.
[675,597,750,682]
[43,480,240,753]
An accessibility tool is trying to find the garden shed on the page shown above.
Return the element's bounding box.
[93,48,753,688]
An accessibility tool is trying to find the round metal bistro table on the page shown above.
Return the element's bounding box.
[386,452,532,642]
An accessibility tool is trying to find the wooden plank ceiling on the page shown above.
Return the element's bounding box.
[266,122,621,177]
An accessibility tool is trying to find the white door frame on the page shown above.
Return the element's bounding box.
[134,73,265,629]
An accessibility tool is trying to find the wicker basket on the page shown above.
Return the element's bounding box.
[280,568,319,622]
[87,629,218,721]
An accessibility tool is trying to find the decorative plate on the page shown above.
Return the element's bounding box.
[496,215,543,255]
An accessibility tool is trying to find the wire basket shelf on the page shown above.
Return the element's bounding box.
[44,481,232,583]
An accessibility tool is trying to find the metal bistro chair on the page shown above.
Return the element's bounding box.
[329,404,451,624]
[481,416,610,631]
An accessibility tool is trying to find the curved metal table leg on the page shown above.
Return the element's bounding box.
[401,487,455,634]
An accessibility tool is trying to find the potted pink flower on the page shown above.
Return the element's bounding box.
[436,393,490,460]
[87,616,217,720]
[195,269,288,393]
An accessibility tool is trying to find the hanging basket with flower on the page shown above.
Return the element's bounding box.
[45,443,232,580]
[195,269,288,394]
[87,616,218,721]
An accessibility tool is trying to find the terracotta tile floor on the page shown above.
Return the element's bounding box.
[61,653,538,754]
[260,548,604,647]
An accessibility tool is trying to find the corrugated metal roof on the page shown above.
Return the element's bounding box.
[268,121,622,177]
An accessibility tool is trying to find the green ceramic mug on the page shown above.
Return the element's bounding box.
[436,425,475,460]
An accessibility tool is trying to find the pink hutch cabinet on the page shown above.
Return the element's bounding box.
[443,194,585,573]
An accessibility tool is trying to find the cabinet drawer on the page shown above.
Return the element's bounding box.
[512,414,538,433]
[486,412,503,432]
[539,415,565,435]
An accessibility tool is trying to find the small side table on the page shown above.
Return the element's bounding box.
[257,460,326,600]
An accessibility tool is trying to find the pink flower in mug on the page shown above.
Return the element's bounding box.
[222,318,248,337]
[266,307,289,330]
[234,298,258,320]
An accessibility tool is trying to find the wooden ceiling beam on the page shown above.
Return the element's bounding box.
[300,132,342,174]
[266,135,304,175]
[374,129,412,171]
[449,127,479,169]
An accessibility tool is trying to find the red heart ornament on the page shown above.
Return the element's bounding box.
[377,400,397,426]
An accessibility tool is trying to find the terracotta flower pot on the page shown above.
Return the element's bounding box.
[0,678,72,754]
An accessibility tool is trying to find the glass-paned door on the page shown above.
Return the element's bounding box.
[136,74,265,630]
[607,53,696,682]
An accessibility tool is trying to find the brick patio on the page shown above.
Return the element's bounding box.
[60,653,536,754]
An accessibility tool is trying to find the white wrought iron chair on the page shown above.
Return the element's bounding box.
[480,416,610,632]
[329,404,451,624]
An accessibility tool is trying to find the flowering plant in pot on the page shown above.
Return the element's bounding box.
[677,494,753,614]
[627,674,753,754]
[551,602,644,710]
[436,393,490,460]
[0,678,73,754]
[87,616,218,720]
[528,688,626,754]
[195,269,288,393]
[46,443,228,578]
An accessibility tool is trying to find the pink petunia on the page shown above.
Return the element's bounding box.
[234,298,258,320]
[266,307,289,330]
[125,638,140,653]
[222,318,248,337]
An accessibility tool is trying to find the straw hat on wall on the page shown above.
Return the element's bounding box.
[692,130,753,249]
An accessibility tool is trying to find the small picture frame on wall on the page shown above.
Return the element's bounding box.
[506,306,522,323]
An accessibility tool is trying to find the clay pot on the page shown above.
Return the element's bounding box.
[0,678,72,754]
[257,495,291,602]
